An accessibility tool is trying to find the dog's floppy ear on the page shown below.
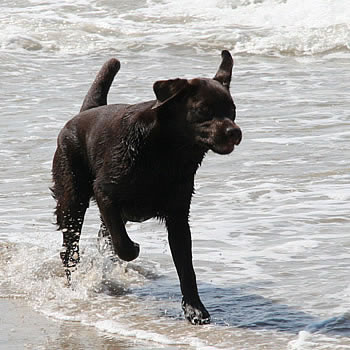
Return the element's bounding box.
[152,78,189,109]
[213,50,233,90]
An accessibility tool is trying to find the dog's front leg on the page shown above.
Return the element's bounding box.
[95,190,139,262]
[166,216,210,325]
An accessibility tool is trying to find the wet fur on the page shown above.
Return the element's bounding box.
[51,51,242,324]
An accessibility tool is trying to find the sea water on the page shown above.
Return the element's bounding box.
[1,0,350,349]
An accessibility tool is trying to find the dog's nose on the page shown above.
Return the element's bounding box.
[225,126,242,145]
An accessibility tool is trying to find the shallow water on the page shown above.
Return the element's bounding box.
[1,1,350,349]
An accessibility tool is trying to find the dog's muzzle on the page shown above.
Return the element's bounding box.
[195,119,242,155]
[225,124,242,145]
[214,122,242,154]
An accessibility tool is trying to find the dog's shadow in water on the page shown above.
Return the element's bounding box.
[95,259,350,337]
[204,284,350,337]
[131,275,350,337]
[202,284,316,332]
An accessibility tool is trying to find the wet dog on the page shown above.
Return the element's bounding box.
[51,50,242,325]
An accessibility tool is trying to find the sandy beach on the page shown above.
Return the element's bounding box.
[0,297,149,350]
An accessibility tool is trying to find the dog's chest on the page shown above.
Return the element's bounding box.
[134,152,198,188]
[118,157,199,222]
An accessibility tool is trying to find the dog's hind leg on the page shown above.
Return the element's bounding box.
[80,58,120,112]
[51,144,92,281]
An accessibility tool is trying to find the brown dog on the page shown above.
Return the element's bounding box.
[51,50,242,325]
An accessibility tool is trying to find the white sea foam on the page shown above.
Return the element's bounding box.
[0,0,349,56]
[95,320,176,345]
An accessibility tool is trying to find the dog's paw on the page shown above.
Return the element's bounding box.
[182,298,211,325]
[116,241,140,262]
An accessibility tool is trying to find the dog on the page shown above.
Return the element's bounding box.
[51,50,242,325]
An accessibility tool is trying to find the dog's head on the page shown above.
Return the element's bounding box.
[153,50,242,155]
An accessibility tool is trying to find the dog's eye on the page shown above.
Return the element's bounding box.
[197,106,208,115]
[191,106,210,122]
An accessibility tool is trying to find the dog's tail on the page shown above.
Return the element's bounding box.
[80,58,121,112]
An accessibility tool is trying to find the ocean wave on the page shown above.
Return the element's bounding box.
[1,0,349,56]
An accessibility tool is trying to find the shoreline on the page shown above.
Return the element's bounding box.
[0,297,150,350]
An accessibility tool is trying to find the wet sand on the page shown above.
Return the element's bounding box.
[0,297,161,350]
